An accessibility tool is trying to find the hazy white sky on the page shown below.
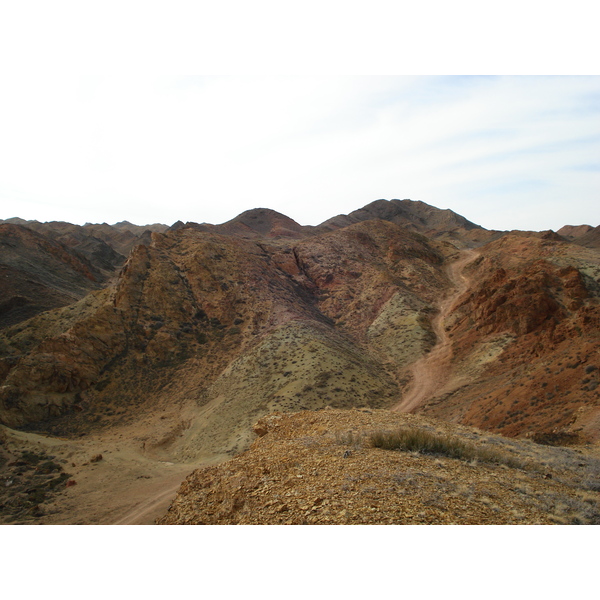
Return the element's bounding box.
[0,2,598,232]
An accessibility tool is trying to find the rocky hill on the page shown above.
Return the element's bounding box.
[0,223,109,328]
[558,224,600,248]
[558,224,595,240]
[418,232,600,442]
[0,218,446,444]
[577,225,600,249]
[0,199,599,524]
[316,198,481,234]
[158,409,600,525]
[0,218,169,328]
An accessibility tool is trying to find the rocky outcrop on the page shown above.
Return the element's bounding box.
[158,409,600,525]
[451,260,589,337]
[419,232,600,441]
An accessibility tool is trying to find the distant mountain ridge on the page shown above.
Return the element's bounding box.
[1,200,597,331]
[154,198,487,241]
[558,224,595,240]
[4,198,596,240]
[315,198,481,234]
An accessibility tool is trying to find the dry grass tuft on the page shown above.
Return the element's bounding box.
[368,427,525,469]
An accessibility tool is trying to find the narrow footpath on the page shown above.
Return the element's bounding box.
[393,249,478,413]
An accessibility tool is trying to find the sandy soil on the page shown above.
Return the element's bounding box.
[0,420,226,525]
[394,249,478,413]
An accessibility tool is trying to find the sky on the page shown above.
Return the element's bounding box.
[0,2,598,232]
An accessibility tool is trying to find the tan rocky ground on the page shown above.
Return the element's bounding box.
[158,408,600,525]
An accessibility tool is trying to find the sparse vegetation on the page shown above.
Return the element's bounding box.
[0,449,71,523]
[315,371,332,388]
[367,427,526,468]
[531,431,582,447]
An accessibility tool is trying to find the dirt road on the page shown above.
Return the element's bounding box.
[394,249,478,413]
[112,475,188,525]
[0,420,204,525]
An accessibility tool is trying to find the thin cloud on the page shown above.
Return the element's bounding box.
[0,62,598,230]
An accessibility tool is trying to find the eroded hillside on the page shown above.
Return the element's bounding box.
[1,217,450,460]
[1,199,599,524]
[417,232,600,443]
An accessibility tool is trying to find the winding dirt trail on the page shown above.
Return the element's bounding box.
[393,248,478,413]
[112,475,188,525]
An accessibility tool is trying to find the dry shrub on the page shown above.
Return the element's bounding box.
[368,427,525,469]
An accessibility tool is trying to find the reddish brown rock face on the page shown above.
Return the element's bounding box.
[452,260,590,337]
[416,234,600,442]
[0,205,453,436]
[1,201,599,454]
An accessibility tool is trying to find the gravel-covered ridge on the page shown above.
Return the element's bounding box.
[158,408,600,525]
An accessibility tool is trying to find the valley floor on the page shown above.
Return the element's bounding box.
[3,405,600,525]
[0,422,226,525]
